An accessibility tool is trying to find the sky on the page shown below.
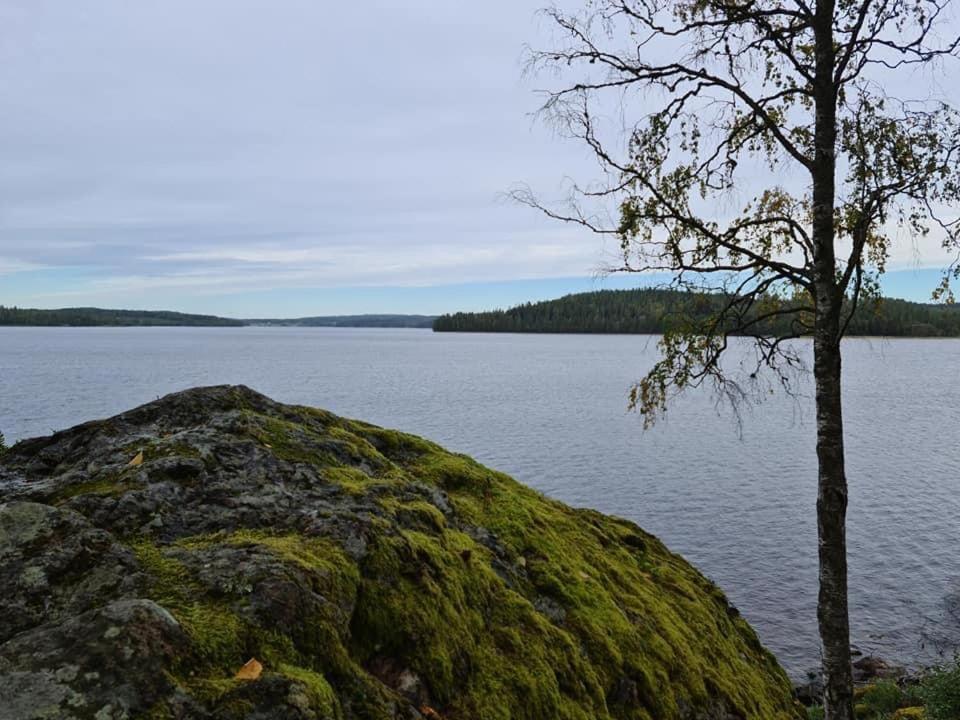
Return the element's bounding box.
[0,1,956,317]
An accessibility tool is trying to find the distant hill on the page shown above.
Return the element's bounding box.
[0,306,244,327]
[246,314,436,328]
[0,306,436,329]
[432,288,960,337]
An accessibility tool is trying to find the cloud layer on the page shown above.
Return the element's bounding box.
[1,1,957,313]
[0,1,614,308]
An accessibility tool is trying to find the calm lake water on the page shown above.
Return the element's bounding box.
[1,326,958,677]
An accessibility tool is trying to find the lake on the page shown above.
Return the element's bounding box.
[1,326,958,678]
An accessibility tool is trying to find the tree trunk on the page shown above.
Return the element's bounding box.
[810,0,854,715]
[813,307,854,720]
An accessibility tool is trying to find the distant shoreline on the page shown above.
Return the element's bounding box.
[6,286,960,337]
[434,288,960,338]
[0,306,435,329]
[0,325,435,330]
[4,325,960,341]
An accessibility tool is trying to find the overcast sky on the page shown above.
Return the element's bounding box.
[0,1,954,316]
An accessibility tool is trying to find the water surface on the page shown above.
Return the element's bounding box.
[1,327,958,677]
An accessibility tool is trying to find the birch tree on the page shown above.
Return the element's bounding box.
[519,1,960,717]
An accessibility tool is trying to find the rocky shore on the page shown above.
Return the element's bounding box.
[794,655,919,705]
[0,385,804,719]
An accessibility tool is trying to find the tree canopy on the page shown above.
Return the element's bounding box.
[433,288,960,336]
[516,0,960,417]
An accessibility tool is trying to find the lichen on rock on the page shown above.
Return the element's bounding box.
[0,385,804,719]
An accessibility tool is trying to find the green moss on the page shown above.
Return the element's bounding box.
[181,530,355,633]
[342,421,439,460]
[170,529,388,702]
[186,688,255,719]
[126,437,203,458]
[327,425,392,464]
[377,496,447,531]
[243,413,335,465]
[53,476,139,502]
[891,708,926,719]
[185,677,245,703]
[324,465,385,495]
[134,539,307,683]
[141,700,176,720]
[121,400,801,719]
[351,526,613,720]
[366,447,805,720]
[241,411,394,479]
[131,540,247,668]
[292,404,339,427]
[190,413,800,719]
[409,450,495,492]
[151,440,203,459]
[134,534,367,716]
[279,664,342,719]
[177,527,348,569]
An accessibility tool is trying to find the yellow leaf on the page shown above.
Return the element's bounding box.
[234,658,262,681]
[128,451,144,467]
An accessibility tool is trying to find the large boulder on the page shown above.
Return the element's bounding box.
[0,385,803,720]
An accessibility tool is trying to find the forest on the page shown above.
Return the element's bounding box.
[0,307,435,328]
[0,307,244,327]
[432,289,960,337]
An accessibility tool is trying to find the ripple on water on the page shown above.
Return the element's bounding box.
[1,328,958,677]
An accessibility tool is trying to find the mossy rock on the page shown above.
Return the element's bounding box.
[0,385,804,720]
[891,707,926,719]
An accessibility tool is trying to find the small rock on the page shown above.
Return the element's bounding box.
[793,675,823,705]
[396,669,421,696]
[853,655,905,682]
[534,595,567,623]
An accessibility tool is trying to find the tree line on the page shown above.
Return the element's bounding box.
[0,306,244,327]
[433,289,960,337]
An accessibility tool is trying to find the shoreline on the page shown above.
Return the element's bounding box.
[5,324,960,340]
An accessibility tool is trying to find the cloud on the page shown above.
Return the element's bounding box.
[35,230,597,303]
[0,258,46,276]
[0,0,617,311]
[1,1,958,313]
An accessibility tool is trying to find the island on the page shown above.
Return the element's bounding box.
[432,289,960,337]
